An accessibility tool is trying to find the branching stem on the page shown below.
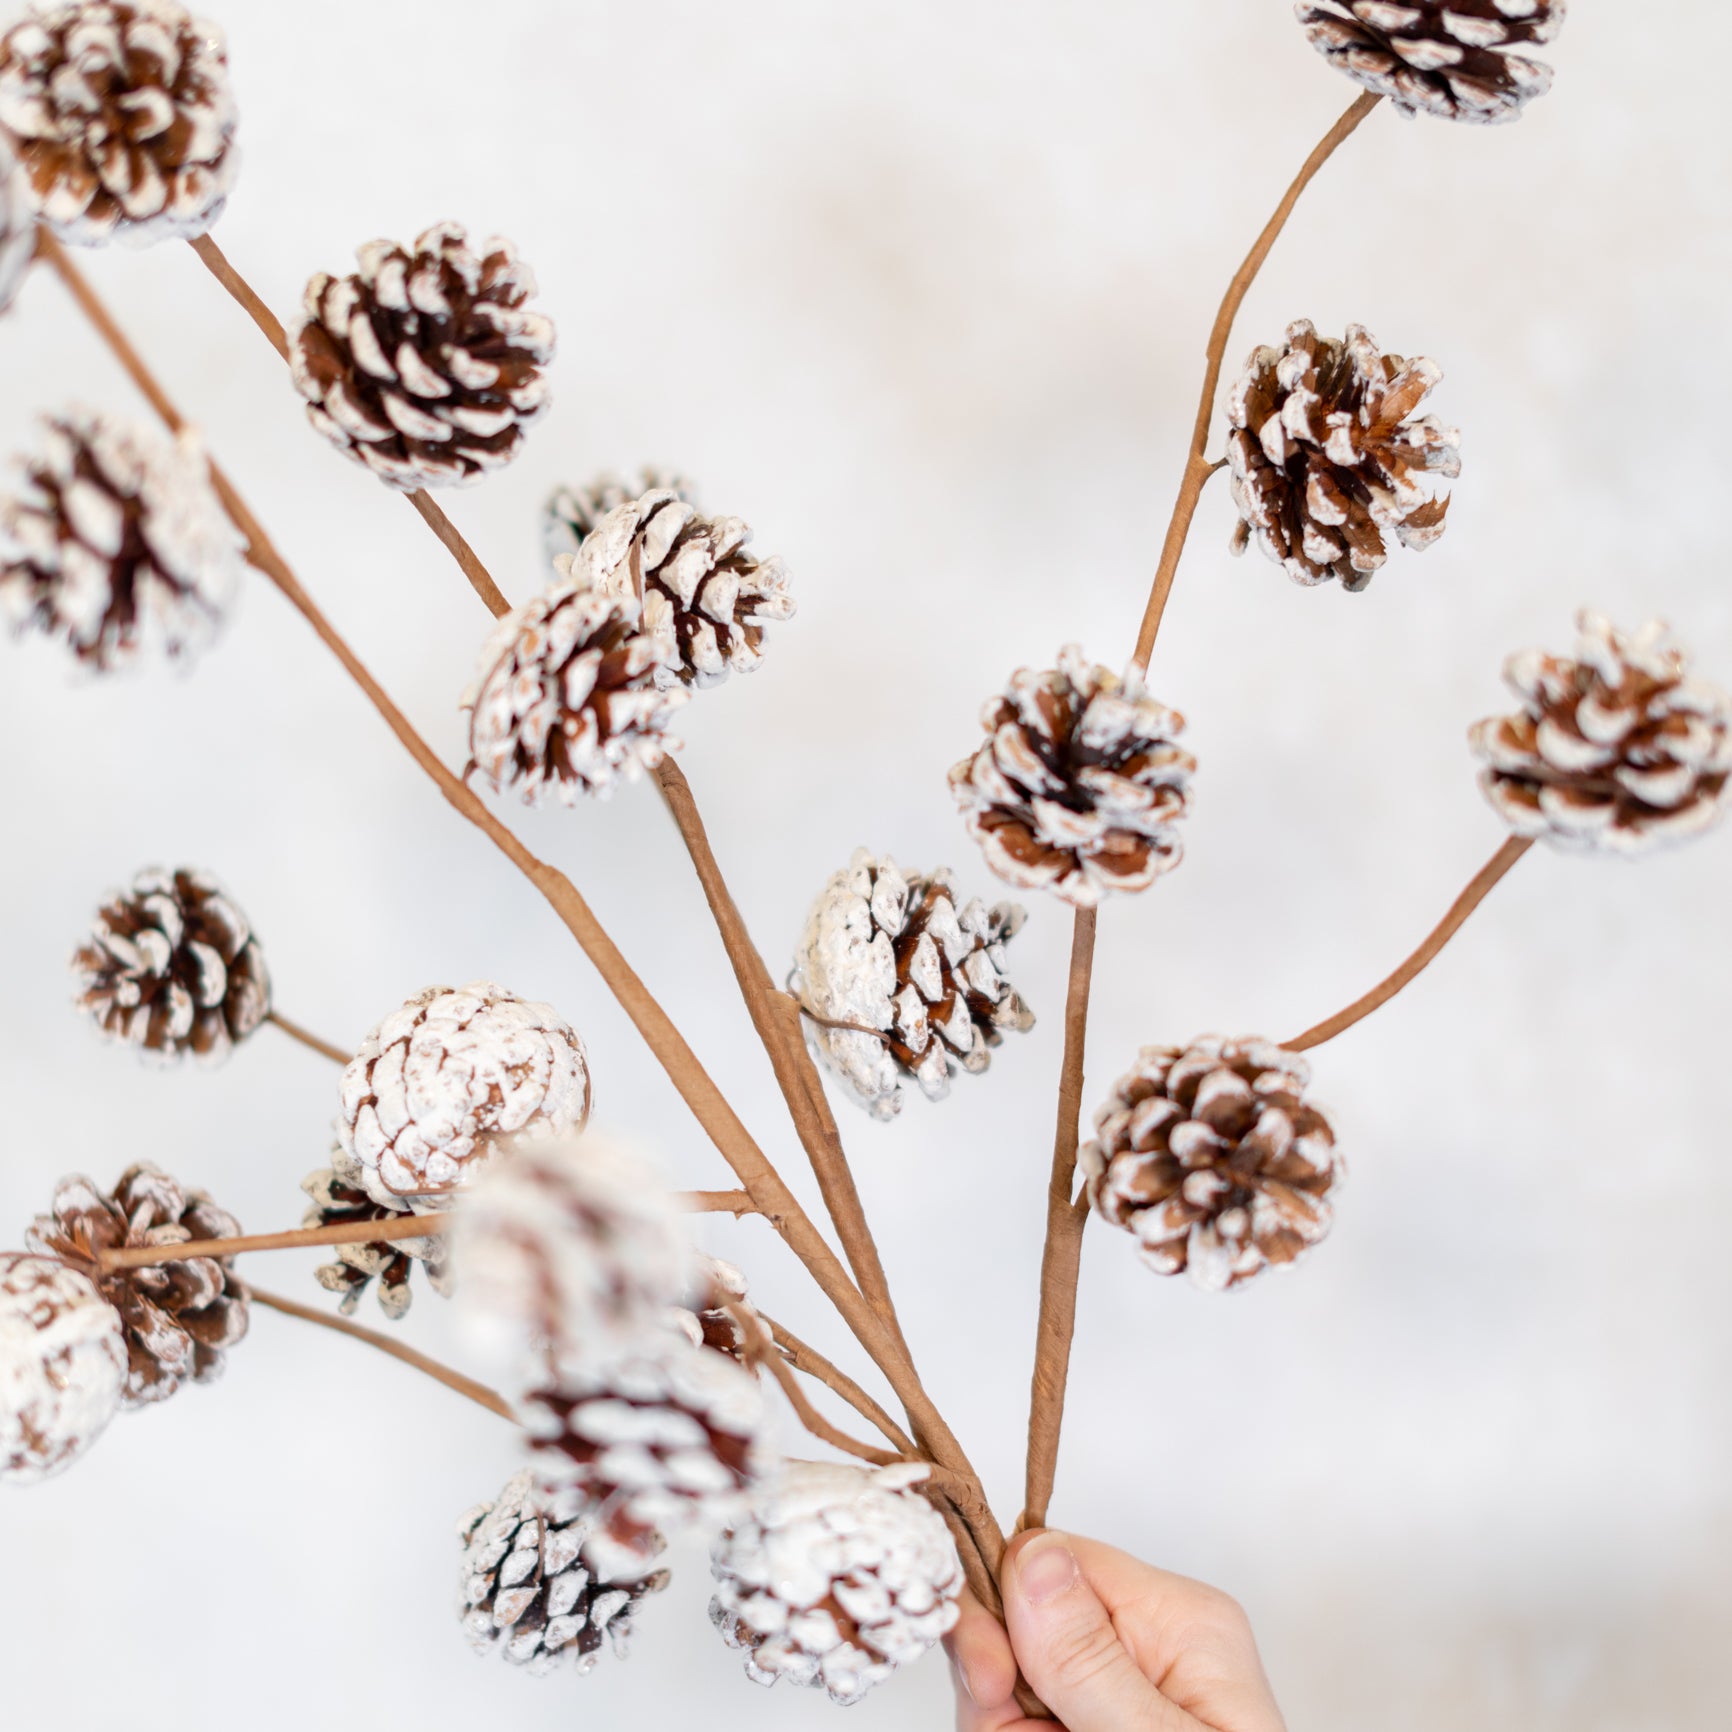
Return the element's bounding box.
[265,1009,349,1065]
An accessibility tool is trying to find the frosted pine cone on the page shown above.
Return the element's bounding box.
[72,866,269,1064]
[1,1251,127,1484]
[26,1163,249,1406]
[1227,320,1459,591]
[673,1254,755,1363]
[710,1462,963,1706]
[1080,1038,1343,1293]
[949,646,1194,908]
[0,140,33,316]
[1297,1,1564,125]
[290,222,554,491]
[544,468,696,565]
[301,1148,452,1321]
[458,1470,669,1676]
[0,411,244,670]
[573,490,795,690]
[1469,612,1732,856]
[0,1,237,245]
[789,849,1034,1120]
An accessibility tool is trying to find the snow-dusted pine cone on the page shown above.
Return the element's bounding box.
[544,468,696,566]
[573,490,795,690]
[1469,612,1732,856]
[458,1470,670,1676]
[788,849,1034,1120]
[0,411,244,670]
[72,866,269,1064]
[949,646,1195,908]
[301,1148,452,1321]
[1227,320,1459,591]
[26,1163,249,1406]
[674,1254,755,1363]
[0,140,34,316]
[1,1251,127,1485]
[337,982,591,1206]
[1297,1,1564,125]
[0,0,238,245]
[1081,1038,1343,1292]
[710,1462,963,1706]
[290,222,554,491]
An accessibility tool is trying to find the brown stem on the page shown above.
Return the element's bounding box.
[679,1188,759,1217]
[265,1009,349,1065]
[189,233,289,356]
[406,488,512,617]
[762,1313,917,1458]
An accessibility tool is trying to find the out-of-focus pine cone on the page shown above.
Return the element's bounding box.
[0,139,34,316]
[0,0,238,245]
[949,646,1195,908]
[301,1148,452,1321]
[1080,1037,1343,1292]
[573,490,795,690]
[788,848,1034,1120]
[290,221,554,492]
[337,982,591,1207]
[0,411,244,670]
[1,1251,127,1484]
[709,1462,963,1706]
[71,866,269,1064]
[1297,1,1564,125]
[666,1252,756,1363]
[1226,320,1459,591]
[26,1162,249,1406]
[458,1470,670,1676]
[1469,611,1732,856]
[544,468,696,566]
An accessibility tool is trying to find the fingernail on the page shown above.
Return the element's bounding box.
[1015,1535,1078,1607]
[952,1657,977,1703]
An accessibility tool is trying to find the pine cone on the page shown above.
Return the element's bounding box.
[789,849,1035,1120]
[1,1251,127,1485]
[1226,320,1459,591]
[673,1254,755,1363]
[1080,1037,1343,1292]
[949,646,1195,908]
[458,1470,670,1676]
[289,222,553,492]
[0,140,34,316]
[71,866,269,1064]
[544,468,696,565]
[573,490,795,690]
[1297,1,1564,125]
[709,1462,963,1706]
[337,982,591,1206]
[301,1148,452,1321]
[26,1163,249,1406]
[0,0,238,245]
[1469,611,1732,856]
[0,411,244,670]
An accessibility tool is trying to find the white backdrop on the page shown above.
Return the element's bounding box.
[3,3,1730,1728]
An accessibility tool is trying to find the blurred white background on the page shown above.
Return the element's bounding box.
[3,1,1730,1727]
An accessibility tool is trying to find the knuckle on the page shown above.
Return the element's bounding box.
[1042,1613,1127,1689]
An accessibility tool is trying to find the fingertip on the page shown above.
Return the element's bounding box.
[948,1587,1019,1710]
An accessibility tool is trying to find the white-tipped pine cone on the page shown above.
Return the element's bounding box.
[0,139,34,315]
[710,1462,962,1706]
[1227,320,1459,591]
[673,1253,756,1362]
[544,468,696,566]
[1469,612,1732,856]
[1297,1,1564,125]
[0,411,244,670]
[290,222,554,491]
[1081,1038,1343,1292]
[1,1251,127,1485]
[949,646,1195,908]
[789,849,1034,1120]
[301,1148,452,1321]
[0,0,238,245]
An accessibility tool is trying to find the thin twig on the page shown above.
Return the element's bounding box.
[266,1009,349,1065]
[405,488,512,617]
[762,1313,917,1458]
[189,234,289,356]
[679,1188,759,1217]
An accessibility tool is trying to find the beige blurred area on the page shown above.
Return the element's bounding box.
[3,2,1730,1727]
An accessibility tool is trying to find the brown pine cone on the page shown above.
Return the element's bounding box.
[72,866,270,1064]
[26,1163,249,1407]
[544,468,696,566]
[1080,1038,1343,1292]
[672,1253,755,1363]
[1226,320,1459,591]
[290,222,554,492]
[0,140,34,316]
[1469,611,1732,856]
[949,647,1195,908]
[0,0,238,245]
[1297,1,1564,125]
[301,1149,452,1321]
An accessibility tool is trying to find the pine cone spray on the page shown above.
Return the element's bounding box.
[949,646,1195,908]
[71,866,269,1064]
[544,468,696,566]
[1,1251,127,1485]
[289,222,554,491]
[709,1462,964,1705]
[1469,611,1732,856]
[301,1148,452,1321]
[1297,1,1565,125]
[788,849,1035,1120]
[0,139,34,316]
[1080,1037,1343,1292]
[26,1163,249,1406]
[458,1470,670,1676]
[0,410,244,670]
[1226,320,1459,591]
[0,0,238,245]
